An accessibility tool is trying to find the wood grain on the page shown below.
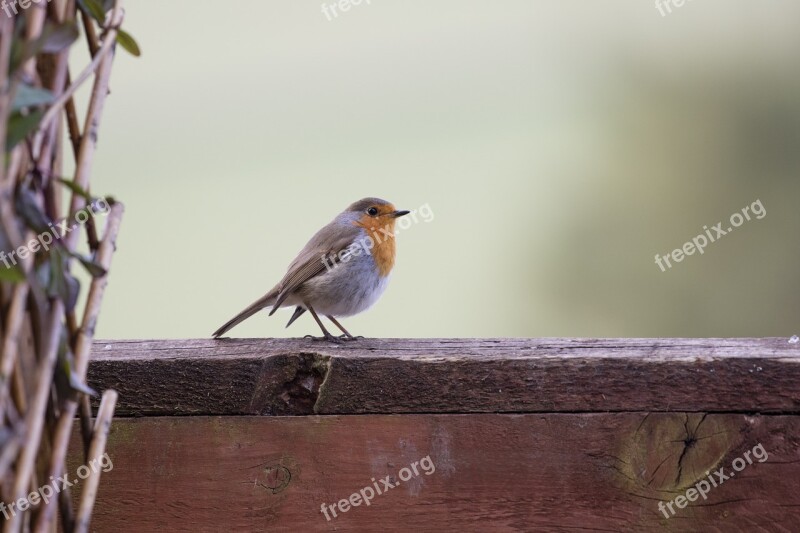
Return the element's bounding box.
[68,413,800,532]
[87,338,800,415]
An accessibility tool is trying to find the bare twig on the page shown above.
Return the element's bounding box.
[38,7,123,142]
[80,9,100,57]
[0,16,13,185]
[5,302,64,533]
[2,2,127,530]
[73,389,117,533]
[34,202,124,533]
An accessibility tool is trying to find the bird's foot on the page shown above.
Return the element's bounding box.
[304,333,343,344]
[338,334,364,341]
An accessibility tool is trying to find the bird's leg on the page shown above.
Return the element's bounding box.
[303,304,342,343]
[327,315,364,341]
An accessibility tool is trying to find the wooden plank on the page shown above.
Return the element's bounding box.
[69,413,800,531]
[88,338,800,415]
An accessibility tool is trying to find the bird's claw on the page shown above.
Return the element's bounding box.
[304,334,343,344]
[338,334,364,341]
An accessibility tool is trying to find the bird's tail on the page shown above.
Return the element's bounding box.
[212,292,277,338]
[285,306,306,328]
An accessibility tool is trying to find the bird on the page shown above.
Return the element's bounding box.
[212,197,410,343]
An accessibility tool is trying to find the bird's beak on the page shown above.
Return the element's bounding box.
[390,210,410,218]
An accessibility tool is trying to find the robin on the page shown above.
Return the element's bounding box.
[212,197,410,343]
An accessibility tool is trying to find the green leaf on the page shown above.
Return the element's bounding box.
[77,0,106,23]
[39,22,80,54]
[9,33,25,74]
[46,248,80,312]
[55,331,97,400]
[69,372,97,396]
[15,188,51,234]
[11,22,80,72]
[0,265,25,283]
[64,271,80,311]
[0,221,26,283]
[54,333,73,401]
[46,251,64,299]
[6,110,44,151]
[67,250,107,278]
[116,29,141,57]
[57,178,93,201]
[12,85,53,112]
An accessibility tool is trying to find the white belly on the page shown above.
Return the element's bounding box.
[293,252,390,317]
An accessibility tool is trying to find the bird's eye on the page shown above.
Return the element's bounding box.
[367,207,379,216]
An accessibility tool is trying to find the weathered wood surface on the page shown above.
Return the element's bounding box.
[70,413,800,532]
[87,338,800,416]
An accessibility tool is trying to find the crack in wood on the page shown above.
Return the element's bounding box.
[277,353,331,414]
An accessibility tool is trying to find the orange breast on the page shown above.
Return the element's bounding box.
[354,215,397,277]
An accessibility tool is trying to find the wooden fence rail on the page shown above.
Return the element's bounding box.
[72,338,800,531]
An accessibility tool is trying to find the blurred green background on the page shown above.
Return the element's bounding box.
[70,0,800,339]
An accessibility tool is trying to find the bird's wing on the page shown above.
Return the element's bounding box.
[269,220,362,314]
